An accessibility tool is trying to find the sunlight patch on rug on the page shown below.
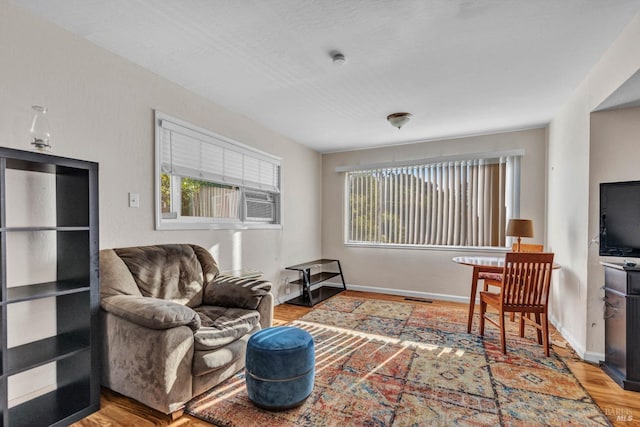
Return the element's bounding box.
[185,295,611,426]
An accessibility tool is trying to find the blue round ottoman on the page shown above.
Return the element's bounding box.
[245,326,315,410]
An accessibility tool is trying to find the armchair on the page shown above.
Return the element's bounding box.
[99,244,273,415]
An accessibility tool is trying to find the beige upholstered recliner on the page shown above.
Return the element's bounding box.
[99,244,273,415]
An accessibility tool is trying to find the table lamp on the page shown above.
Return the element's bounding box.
[507,219,534,252]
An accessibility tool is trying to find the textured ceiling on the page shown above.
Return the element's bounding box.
[11,0,640,152]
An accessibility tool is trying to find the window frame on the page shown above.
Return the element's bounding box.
[339,151,523,251]
[154,111,282,230]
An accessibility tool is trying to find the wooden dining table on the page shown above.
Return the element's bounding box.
[452,255,560,333]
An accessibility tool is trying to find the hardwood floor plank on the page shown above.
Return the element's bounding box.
[74,290,640,426]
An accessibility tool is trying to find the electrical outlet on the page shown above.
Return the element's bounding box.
[128,192,140,208]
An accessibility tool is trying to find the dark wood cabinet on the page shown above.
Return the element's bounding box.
[0,147,99,426]
[601,262,640,391]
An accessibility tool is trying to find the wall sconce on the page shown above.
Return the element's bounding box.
[29,105,51,151]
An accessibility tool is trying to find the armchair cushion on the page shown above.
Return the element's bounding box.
[100,249,143,298]
[193,306,261,351]
[114,244,218,307]
[204,275,272,310]
[478,271,503,282]
[101,295,201,331]
[192,335,252,377]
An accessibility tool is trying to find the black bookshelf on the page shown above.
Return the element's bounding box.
[6,280,90,303]
[9,378,92,427]
[0,147,99,426]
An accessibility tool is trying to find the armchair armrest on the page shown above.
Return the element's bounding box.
[101,295,201,330]
[203,274,272,310]
[256,292,274,329]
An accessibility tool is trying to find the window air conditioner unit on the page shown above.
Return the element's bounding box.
[244,190,276,222]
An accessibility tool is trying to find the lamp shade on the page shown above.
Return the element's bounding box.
[506,219,534,238]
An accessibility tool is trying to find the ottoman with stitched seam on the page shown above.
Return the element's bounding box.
[245,326,315,410]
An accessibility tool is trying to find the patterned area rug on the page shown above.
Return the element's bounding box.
[185,295,610,426]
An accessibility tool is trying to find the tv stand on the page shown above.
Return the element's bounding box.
[285,259,346,307]
[600,262,640,391]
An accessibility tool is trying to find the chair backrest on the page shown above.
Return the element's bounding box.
[501,252,554,308]
[512,243,544,253]
[103,244,219,307]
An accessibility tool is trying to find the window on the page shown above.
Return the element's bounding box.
[343,153,521,248]
[155,111,281,229]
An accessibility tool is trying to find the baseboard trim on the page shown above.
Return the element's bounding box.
[548,314,603,363]
[344,283,473,304]
[583,350,605,364]
[275,282,469,306]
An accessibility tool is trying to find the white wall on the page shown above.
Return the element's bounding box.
[321,128,547,302]
[0,0,321,403]
[547,13,640,361]
[587,106,640,350]
[4,0,640,394]
[0,0,322,286]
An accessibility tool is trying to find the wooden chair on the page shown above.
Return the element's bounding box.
[478,243,545,322]
[513,243,545,253]
[480,243,544,291]
[479,252,555,356]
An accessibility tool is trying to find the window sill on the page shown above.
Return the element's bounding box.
[343,242,510,253]
[156,222,282,231]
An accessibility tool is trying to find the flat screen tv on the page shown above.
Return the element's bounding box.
[600,180,640,257]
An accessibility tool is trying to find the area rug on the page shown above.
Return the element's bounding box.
[185,295,610,426]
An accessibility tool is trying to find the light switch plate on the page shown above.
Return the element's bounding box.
[128,192,139,208]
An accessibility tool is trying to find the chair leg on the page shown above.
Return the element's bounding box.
[519,312,525,337]
[535,313,543,345]
[479,300,486,336]
[170,409,184,421]
[542,314,550,357]
[499,309,506,354]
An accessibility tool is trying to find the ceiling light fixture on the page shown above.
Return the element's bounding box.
[331,51,346,65]
[387,112,413,129]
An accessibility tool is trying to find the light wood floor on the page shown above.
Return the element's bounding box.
[74,291,640,426]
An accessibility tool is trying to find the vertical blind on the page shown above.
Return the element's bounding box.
[181,185,240,219]
[346,156,520,247]
[159,119,281,193]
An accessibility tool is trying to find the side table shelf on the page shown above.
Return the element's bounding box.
[285,259,346,307]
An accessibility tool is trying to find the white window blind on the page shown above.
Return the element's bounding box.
[345,155,521,247]
[155,111,282,230]
[159,119,280,192]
